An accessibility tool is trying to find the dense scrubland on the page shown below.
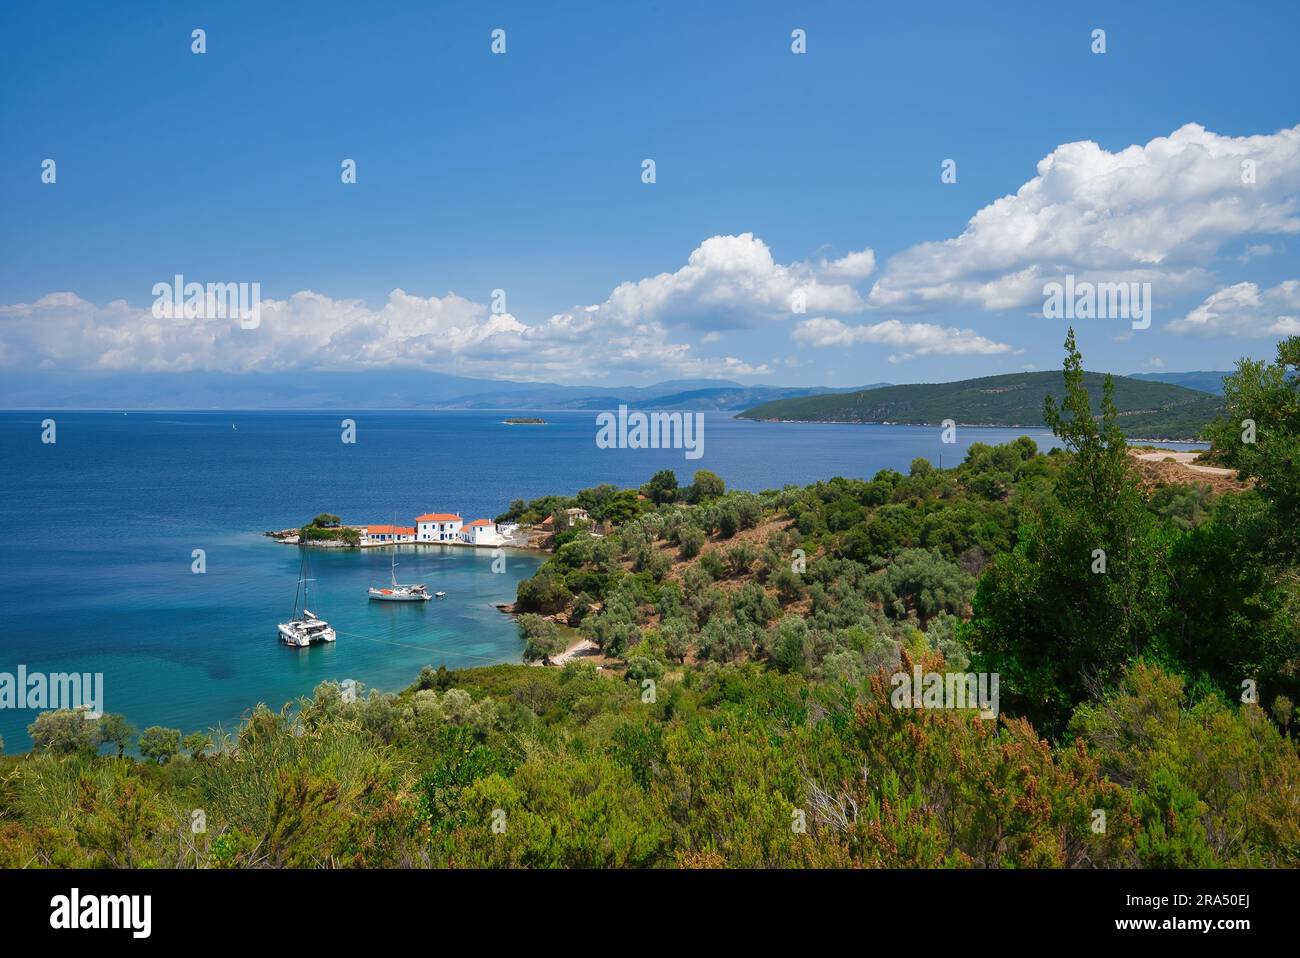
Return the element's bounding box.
[1,331,1297,869]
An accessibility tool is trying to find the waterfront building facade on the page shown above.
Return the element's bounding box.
[416,513,463,542]
[364,524,415,544]
[459,518,505,546]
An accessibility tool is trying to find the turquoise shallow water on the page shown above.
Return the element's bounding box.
[0,530,542,750]
[0,409,1206,749]
[0,412,556,748]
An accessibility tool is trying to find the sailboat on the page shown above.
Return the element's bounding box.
[279,550,337,646]
[368,535,431,602]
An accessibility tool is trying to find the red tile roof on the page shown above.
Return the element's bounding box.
[366,525,414,535]
[415,513,461,522]
[464,519,492,528]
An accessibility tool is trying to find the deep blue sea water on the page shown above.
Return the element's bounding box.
[0,410,1206,749]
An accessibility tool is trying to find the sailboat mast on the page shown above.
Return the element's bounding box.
[298,549,314,615]
[292,549,305,618]
[391,510,399,588]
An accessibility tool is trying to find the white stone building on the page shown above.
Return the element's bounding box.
[458,518,505,546]
[416,513,463,542]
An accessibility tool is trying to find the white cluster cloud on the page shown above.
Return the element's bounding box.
[869,123,1300,312]
[591,232,868,329]
[0,289,514,374]
[0,288,778,381]
[820,248,877,280]
[7,123,1300,381]
[792,317,1014,361]
[1167,280,1300,337]
[0,233,895,380]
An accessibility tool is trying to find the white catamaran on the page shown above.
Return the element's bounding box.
[368,548,431,602]
[279,551,337,647]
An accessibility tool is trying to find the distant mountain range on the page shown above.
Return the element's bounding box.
[0,370,890,412]
[737,371,1225,440]
[0,367,1232,435]
[1127,371,1232,396]
[429,380,892,411]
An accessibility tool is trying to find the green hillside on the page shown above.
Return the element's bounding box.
[737,371,1223,440]
[1127,370,1232,395]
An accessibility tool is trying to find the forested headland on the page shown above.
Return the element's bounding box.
[737,369,1223,440]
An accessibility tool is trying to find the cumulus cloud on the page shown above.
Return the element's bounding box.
[0,288,780,381]
[0,289,519,373]
[591,232,867,329]
[0,233,897,380]
[820,248,877,280]
[792,316,1014,360]
[1166,280,1300,336]
[868,123,1300,313]
[11,124,1300,381]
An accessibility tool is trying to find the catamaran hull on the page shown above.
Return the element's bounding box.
[278,625,309,647]
[278,622,336,646]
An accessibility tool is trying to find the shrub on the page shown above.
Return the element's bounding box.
[519,614,567,663]
[137,726,182,765]
[678,526,705,559]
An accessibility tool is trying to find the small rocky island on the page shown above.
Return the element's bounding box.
[503,417,547,425]
[265,513,360,547]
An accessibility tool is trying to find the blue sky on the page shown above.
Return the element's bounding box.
[2,0,1299,388]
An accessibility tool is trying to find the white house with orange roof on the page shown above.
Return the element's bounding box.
[458,518,505,546]
[416,512,462,542]
[364,524,415,544]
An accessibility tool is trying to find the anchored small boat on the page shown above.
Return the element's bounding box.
[368,546,431,602]
[279,551,336,647]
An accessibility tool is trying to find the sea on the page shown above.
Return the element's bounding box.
[0,410,1207,749]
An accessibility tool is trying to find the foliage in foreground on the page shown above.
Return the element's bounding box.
[0,657,1295,868]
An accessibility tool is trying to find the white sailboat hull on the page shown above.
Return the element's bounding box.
[368,587,431,602]
[371,537,430,601]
